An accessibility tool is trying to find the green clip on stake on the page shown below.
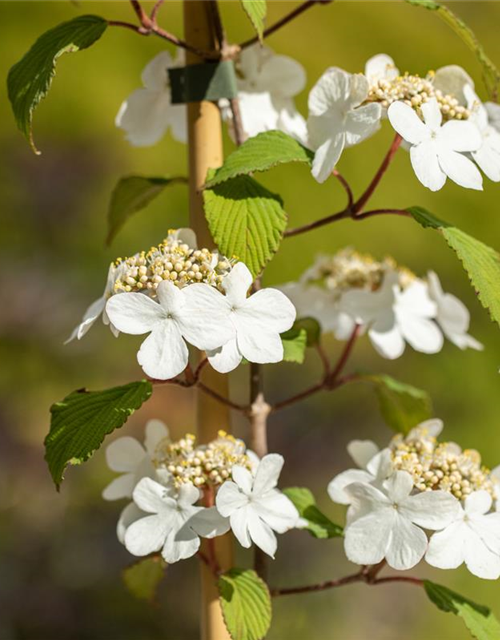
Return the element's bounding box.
[168,60,239,104]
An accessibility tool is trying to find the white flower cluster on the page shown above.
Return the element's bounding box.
[103,422,300,562]
[282,248,482,359]
[67,228,296,379]
[329,420,500,579]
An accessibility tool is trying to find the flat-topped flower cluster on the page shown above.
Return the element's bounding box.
[282,248,482,359]
[103,421,300,563]
[329,419,500,579]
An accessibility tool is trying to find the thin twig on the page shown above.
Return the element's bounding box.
[333,169,354,210]
[130,0,151,26]
[354,208,411,221]
[198,382,248,412]
[229,98,246,146]
[284,209,348,238]
[150,0,165,23]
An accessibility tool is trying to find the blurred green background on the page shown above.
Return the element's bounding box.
[1,1,499,638]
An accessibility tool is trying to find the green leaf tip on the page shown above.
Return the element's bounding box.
[240,0,267,40]
[283,487,343,539]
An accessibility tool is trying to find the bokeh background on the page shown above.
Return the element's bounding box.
[1,1,499,638]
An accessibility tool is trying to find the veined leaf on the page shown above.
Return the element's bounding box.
[123,556,167,602]
[240,0,267,40]
[45,380,152,487]
[281,327,307,364]
[408,206,500,327]
[283,487,343,539]
[203,173,287,277]
[218,568,271,640]
[8,15,108,154]
[204,131,313,188]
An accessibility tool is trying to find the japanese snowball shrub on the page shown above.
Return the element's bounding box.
[329,420,500,577]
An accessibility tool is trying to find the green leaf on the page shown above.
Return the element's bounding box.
[281,327,307,364]
[408,206,500,328]
[106,175,187,245]
[123,556,167,602]
[283,487,343,539]
[203,174,287,277]
[424,580,500,640]
[218,568,271,640]
[360,373,432,434]
[293,317,321,347]
[240,0,267,40]
[405,0,500,98]
[7,15,108,154]
[45,380,152,487]
[204,131,313,188]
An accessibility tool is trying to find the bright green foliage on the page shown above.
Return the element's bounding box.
[293,317,321,347]
[240,0,267,39]
[408,206,500,328]
[45,380,152,487]
[123,556,167,602]
[281,327,308,364]
[204,131,314,188]
[218,568,272,640]
[361,373,432,434]
[106,175,187,245]
[203,174,287,277]
[405,0,500,98]
[7,15,108,154]
[283,487,343,539]
[424,581,500,640]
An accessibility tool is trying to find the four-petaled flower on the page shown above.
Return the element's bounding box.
[216,454,299,558]
[344,470,460,570]
[105,280,235,380]
[307,67,382,183]
[388,97,483,191]
[426,490,500,579]
[207,263,296,373]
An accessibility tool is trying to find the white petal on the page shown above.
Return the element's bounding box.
[308,68,351,116]
[187,507,230,538]
[102,473,137,501]
[207,339,243,373]
[437,148,483,190]
[399,315,443,354]
[367,449,394,481]
[421,98,442,130]
[388,101,428,145]
[253,453,284,495]
[344,509,394,565]
[237,328,283,365]
[465,490,493,515]
[327,469,374,505]
[463,527,500,580]
[232,465,254,494]
[116,89,172,147]
[106,293,163,335]
[117,502,146,544]
[486,102,500,132]
[310,131,346,184]
[133,477,173,513]
[141,51,172,91]
[247,507,278,558]
[473,142,500,182]
[177,482,201,507]
[347,440,380,469]
[167,104,187,143]
[384,471,414,503]
[365,54,399,83]
[65,296,105,343]
[125,514,169,556]
[433,65,474,106]
[163,526,200,563]
[105,436,145,473]
[229,507,252,548]
[252,490,299,533]
[385,515,428,571]
[401,490,460,530]
[426,520,467,570]
[237,92,280,138]
[368,323,405,360]
[345,481,391,509]
[410,141,447,191]
[216,481,249,517]
[137,322,189,380]
[344,103,382,147]
[439,120,482,152]
[144,420,169,456]
[277,102,308,144]
[222,262,253,305]
[258,54,306,97]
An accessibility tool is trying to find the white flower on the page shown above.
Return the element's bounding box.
[116,51,187,147]
[207,263,296,373]
[103,419,169,501]
[307,68,382,183]
[485,101,500,133]
[388,97,483,191]
[341,273,443,359]
[427,271,483,351]
[225,45,307,142]
[364,53,399,85]
[66,262,124,343]
[344,471,460,570]
[328,440,392,506]
[216,454,299,558]
[426,490,500,580]
[432,65,475,106]
[105,280,235,380]
[464,85,500,182]
[492,466,500,511]
[124,478,228,563]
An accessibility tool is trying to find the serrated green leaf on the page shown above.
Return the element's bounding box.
[240,0,267,39]
[405,0,500,98]
[203,174,287,277]
[283,487,343,539]
[408,206,500,328]
[123,556,167,602]
[293,317,321,347]
[106,175,187,245]
[360,373,432,434]
[7,15,108,154]
[424,581,500,640]
[204,131,313,188]
[218,568,271,640]
[281,327,307,364]
[45,380,152,487]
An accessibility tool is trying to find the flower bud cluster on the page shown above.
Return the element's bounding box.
[367,72,470,121]
[153,430,253,488]
[113,230,233,294]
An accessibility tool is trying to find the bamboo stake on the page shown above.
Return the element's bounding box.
[183,3,232,639]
